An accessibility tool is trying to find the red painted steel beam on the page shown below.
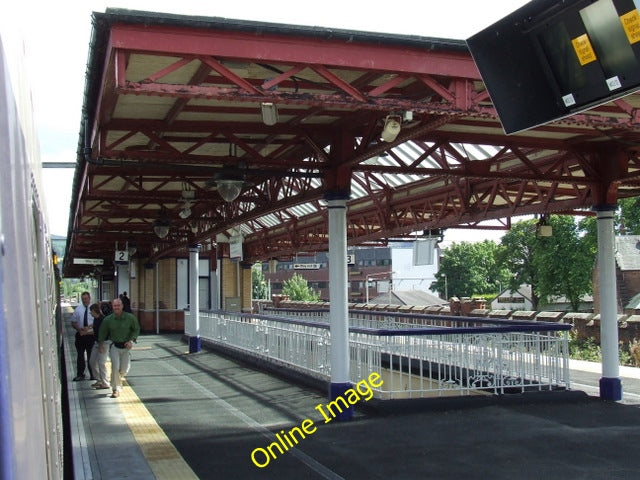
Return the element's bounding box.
[116,80,487,115]
[109,25,481,79]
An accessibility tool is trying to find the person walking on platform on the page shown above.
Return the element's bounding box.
[70,291,95,381]
[98,297,140,398]
[88,303,110,390]
[119,291,132,313]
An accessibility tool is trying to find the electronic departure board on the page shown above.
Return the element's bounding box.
[467,0,640,134]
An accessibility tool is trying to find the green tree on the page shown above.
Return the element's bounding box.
[432,240,508,298]
[62,278,92,300]
[619,197,640,234]
[282,273,319,301]
[252,264,269,300]
[534,216,595,311]
[498,216,595,311]
[498,219,541,308]
[578,215,598,254]
[62,278,74,299]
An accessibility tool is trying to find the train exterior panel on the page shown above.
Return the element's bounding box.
[0,29,65,480]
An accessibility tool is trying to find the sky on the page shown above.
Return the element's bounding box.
[2,0,528,243]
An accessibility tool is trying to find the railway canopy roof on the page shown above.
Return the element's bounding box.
[63,8,640,277]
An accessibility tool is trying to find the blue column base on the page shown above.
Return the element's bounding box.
[188,335,201,354]
[599,377,622,401]
[329,382,354,421]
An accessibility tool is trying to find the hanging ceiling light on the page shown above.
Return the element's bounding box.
[181,189,195,201]
[216,179,244,202]
[537,215,553,237]
[152,209,170,238]
[380,115,402,142]
[179,188,195,219]
[179,206,192,219]
[260,102,279,126]
[153,219,170,239]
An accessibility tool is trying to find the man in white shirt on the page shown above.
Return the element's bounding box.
[70,291,96,381]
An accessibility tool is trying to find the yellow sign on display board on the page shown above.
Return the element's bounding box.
[571,33,597,65]
[621,9,640,44]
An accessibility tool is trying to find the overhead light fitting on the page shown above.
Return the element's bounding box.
[537,215,553,237]
[380,115,402,142]
[538,225,553,237]
[179,188,195,219]
[260,102,279,126]
[153,220,170,239]
[152,210,170,239]
[216,179,244,202]
[181,189,195,201]
[179,207,192,219]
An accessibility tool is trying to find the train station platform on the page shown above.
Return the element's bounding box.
[64,329,640,480]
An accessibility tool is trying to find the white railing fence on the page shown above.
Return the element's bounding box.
[187,309,571,399]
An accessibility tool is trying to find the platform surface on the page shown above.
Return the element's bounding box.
[65,331,640,479]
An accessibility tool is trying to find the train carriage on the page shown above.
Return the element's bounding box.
[0,31,66,480]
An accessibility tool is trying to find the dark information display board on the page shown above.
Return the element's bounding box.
[467,0,640,134]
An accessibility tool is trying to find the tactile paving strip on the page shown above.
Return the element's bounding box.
[117,384,199,479]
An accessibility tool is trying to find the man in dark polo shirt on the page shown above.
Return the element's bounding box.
[98,297,140,398]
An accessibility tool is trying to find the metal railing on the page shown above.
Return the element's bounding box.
[187,308,571,399]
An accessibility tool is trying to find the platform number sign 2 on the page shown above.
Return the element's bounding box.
[114,250,129,264]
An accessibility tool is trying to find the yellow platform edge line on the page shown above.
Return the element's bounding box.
[117,385,199,480]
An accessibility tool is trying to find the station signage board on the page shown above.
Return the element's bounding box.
[230,234,243,261]
[73,258,104,265]
[294,263,321,270]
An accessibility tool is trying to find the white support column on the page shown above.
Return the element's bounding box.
[596,205,622,400]
[189,244,201,353]
[326,196,352,420]
[154,262,159,335]
[115,264,129,298]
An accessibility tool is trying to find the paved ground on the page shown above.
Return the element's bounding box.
[66,331,640,479]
